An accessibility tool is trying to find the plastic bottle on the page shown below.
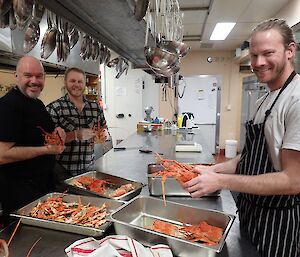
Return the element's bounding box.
[177,115,183,128]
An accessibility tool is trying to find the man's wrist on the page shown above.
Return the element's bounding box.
[74,130,78,141]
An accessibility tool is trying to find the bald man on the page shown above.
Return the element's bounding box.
[0,56,65,225]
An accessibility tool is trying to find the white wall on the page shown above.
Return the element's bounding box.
[100,58,158,146]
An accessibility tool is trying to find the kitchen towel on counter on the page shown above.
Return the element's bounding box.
[65,235,173,257]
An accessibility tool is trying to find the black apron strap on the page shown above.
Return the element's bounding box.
[264,70,296,123]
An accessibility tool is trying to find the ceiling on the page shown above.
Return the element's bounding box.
[36,0,291,66]
[180,0,291,51]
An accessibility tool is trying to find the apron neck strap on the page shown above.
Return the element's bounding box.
[264,70,296,122]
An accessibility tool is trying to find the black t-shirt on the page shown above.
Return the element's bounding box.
[0,87,56,214]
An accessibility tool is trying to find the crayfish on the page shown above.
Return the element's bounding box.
[154,153,198,205]
[37,126,64,146]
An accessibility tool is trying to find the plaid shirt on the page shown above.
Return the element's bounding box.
[46,94,107,175]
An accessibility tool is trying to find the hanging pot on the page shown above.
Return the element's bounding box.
[144,46,178,71]
[9,8,16,30]
[23,2,44,53]
[69,27,79,49]
[23,19,39,53]
[40,11,57,59]
[0,10,9,28]
[13,0,34,30]
[61,19,70,61]
[0,0,10,16]
[159,40,191,58]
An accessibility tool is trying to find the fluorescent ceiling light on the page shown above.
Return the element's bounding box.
[210,22,236,40]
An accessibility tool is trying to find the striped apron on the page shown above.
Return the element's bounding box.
[237,71,300,257]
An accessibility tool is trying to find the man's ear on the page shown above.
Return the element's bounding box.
[14,72,17,78]
[287,42,296,59]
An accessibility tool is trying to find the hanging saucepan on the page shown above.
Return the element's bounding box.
[68,26,79,49]
[158,40,191,58]
[23,18,39,53]
[91,39,100,61]
[115,58,129,79]
[9,8,16,30]
[80,33,88,60]
[133,0,149,21]
[86,36,93,60]
[13,0,34,30]
[61,19,70,61]
[0,10,9,28]
[107,57,119,68]
[23,2,45,53]
[0,0,11,16]
[40,11,57,59]
[99,43,104,64]
[123,59,129,75]
[104,47,111,64]
[56,16,63,62]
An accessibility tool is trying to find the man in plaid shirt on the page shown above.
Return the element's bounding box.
[47,67,108,187]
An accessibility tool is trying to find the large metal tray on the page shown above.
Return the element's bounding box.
[64,171,143,201]
[148,164,220,196]
[10,192,124,237]
[111,195,235,257]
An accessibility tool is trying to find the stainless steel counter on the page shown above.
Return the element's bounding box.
[0,129,259,257]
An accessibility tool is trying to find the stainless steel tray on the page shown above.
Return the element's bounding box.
[10,192,124,236]
[148,164,220,196]
[111,195,235,257]
[64,171,143,201]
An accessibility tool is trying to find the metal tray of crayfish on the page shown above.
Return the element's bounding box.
[148,164,220,197]
[111,195,235,257]
[64,171,143,201]
[10,192,124,236]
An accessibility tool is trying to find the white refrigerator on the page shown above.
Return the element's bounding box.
[178,75,221,154]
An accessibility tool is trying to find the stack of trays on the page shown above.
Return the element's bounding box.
[111,196,235,257]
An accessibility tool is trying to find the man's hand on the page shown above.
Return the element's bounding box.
[54,127,66,144]
[76,128,96,141]
[182,166,222,197]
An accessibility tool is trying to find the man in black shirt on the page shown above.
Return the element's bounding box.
[0,56,65,224]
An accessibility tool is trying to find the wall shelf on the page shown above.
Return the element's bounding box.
[233,49,250,64]
[85,75,100,101]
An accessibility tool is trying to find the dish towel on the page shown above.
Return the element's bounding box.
[65,235,173,257]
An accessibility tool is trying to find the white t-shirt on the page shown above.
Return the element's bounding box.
[253,76,300,171]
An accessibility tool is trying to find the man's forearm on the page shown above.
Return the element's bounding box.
[0,145,49,165]
[214,154,240,174]
[219,171,299,195]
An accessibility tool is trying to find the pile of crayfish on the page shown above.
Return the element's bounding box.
[154,153,198,205]
[72,176,135,198]
[92,122,107,144]
[30,195,107,228]
[37,126,64,146]
[151,219,223,246]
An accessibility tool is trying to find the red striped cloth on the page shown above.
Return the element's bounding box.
[65,235,173,257]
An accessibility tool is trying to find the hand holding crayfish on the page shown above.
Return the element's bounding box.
[182,165,222,198]
[37,126,66,154]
